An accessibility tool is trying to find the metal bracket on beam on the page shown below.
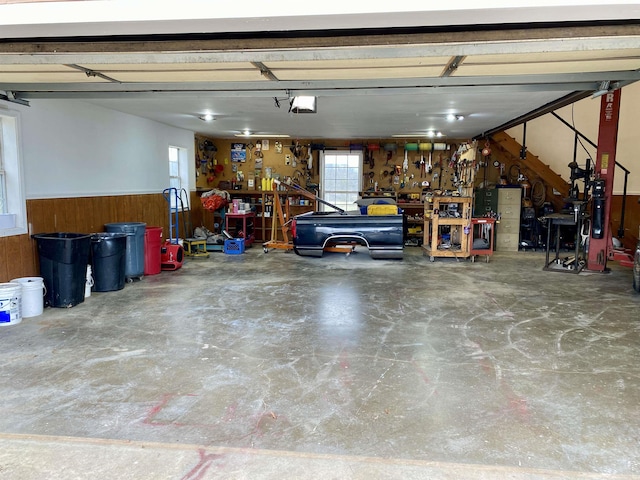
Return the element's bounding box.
[64,64,121,83]
[251,62,279,81]
[441,55,465,77]
[0,91,29,106]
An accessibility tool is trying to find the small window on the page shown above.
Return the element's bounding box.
[169,145,181,190]
[0,109,27,237]
[168,145,189,209]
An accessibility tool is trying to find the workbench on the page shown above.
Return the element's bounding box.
[421,196,472,262]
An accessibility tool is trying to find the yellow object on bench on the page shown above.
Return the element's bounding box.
[367,204,399,216]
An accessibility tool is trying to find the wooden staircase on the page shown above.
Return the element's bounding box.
[491,131,570,212]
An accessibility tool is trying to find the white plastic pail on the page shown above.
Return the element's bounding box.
[10,277,45,318]
[0,282,22,326]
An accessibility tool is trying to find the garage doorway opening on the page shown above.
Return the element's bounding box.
[319,151,362,212]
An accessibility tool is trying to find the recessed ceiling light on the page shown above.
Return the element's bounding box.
[199,113,214,122]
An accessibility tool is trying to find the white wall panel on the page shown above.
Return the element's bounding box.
[17,99,194,199]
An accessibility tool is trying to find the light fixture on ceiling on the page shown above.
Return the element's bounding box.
[392,132,445,138]
[427,131,445,138]
[446,114,465,122]
[289,96,317,114]
[199,113,214,122]
[234,133,291,139]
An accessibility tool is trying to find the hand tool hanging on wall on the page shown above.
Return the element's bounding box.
[520,122,528,160]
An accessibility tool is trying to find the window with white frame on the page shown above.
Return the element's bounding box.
[320,150,362,212]
[168,145,189,209]
[0,109,27,237]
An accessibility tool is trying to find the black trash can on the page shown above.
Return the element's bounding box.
[32,233,91,308]
[104,222,146,280]
[90,233,127,292]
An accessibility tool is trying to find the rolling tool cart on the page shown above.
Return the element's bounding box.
[470,217,496,263]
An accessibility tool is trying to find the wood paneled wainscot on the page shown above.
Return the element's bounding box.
[0,193,180,282]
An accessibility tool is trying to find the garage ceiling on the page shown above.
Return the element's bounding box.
[1,3,640,140]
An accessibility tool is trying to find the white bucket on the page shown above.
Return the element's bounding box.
[0,282,22,326]
[10,277,45,318]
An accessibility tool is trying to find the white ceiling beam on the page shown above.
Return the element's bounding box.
[4,70,639,95]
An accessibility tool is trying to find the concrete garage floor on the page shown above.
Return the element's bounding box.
[0,247,639,480]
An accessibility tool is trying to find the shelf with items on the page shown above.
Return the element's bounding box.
[259,191,317,243]
[421,196,473,262]
[359,190,398,201]
[402,203,425,246]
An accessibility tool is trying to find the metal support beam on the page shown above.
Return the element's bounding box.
[586,89,621,272]
[475,91,592,139]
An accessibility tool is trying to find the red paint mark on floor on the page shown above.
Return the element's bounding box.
[180,448,224,480]
[143,393,197,426]
[410,359,430,384]
[142,393,173,425]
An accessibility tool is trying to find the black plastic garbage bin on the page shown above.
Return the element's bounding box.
[90,233,127,292]
[104,222,146,280]
[32,232,91,308]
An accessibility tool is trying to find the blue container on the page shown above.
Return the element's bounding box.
[224,238,245,254]
[104,222,146,279]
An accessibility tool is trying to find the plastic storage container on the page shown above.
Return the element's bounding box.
[90,233,127,292]
[0,282,22,326]
[32,232,91,308]
[224,238,245,254]
[104,222,146,280]
[144,226,163,275]
[9,277,45,318]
